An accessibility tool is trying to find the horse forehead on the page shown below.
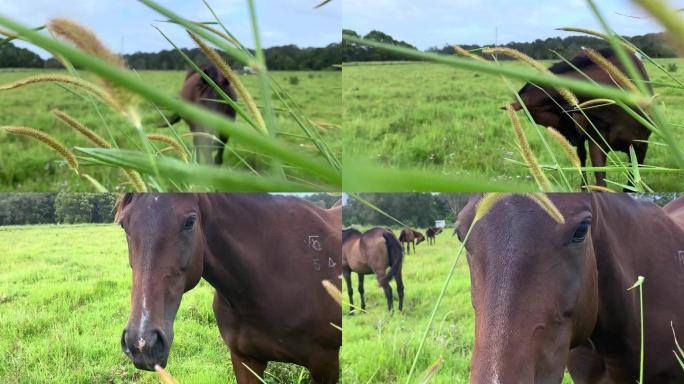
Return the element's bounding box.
[130,194,197,222]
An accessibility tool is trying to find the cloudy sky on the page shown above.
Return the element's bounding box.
[3,0,340,58]
[343,0,678,50]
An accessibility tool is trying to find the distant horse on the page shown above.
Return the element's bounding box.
[163,64,237,165]
[342,227,404,312]
[457,193,684,383]
[117,194,340,384]
[426,227,443,245]
[507,48,652,187]
[399,228,425,255]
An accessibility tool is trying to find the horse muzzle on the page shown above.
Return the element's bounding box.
[121,327,170,371]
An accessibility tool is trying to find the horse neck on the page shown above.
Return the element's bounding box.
[199,194,277,305]
[590,194,683,332]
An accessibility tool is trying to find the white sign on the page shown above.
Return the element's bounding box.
[435,220,446,228]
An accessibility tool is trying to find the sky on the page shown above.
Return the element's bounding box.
[2,0,341,58]
[343,0,680,50]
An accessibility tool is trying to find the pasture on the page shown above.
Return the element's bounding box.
[0,69,341,192]
[343,59,684,191]
[341,225,573,383]
[0,224,312,383]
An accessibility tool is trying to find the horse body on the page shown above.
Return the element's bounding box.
[426,227,443,245]
[399,228,425,254]
[166,64,238,165]
[342,227,404,312]
[118,193,340,384]
[509,49,652,187]
[457,193,684,383]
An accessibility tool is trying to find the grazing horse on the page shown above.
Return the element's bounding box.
[399,228,425,255]
[163,64,237,165]
[117,193,341,384]
[426,227,443,245]
[342,227,404,312]
[456,193,684,383]
[508,48,652,187]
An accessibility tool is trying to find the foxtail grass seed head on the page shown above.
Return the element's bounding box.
[557,27,637,52]
[547,127,581,169]
[321,280,342,305]
[583,48,639,94]
[523,193,565,224]
[452,44,486,62]
[154,365,179,384]
[506,105,552,190]
[188,31,268,135]
[48,18,138,114]
[484,47,578,106]
[147,134,189,162]
[123,170,147,193]
[0,75,121,110]
[577,98,616,109]
[52,109,111,148]
[2,126,78,172]
[474,193,512,224]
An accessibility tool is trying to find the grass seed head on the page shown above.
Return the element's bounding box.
[583,48,639,94]
[52,109,111,148]
[147,134,189,162]
[547,127,581,170]
[506,105,551,190]
[2,126,78,173]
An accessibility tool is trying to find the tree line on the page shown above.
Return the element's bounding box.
[343,193,469,228]
[343,29,677,62]
[1,42,341,71]
[0,193,118,225]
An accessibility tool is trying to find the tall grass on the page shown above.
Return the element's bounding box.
[0,0,340,192]
[342,0,684,191]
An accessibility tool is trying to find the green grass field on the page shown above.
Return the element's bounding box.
[0,224,311,383]
[343,59,684,191]
[341,225,573,383]
[0,69,341,192]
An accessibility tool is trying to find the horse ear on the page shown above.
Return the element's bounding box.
[114,193,134,223]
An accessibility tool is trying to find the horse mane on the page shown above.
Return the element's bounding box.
[342,227,362,241]
[114,193,134,223]
[518,48,616,94]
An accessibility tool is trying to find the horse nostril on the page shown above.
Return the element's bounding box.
[121,329,131,355]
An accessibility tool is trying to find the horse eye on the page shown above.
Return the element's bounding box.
[571,220,591,243]
[183,215,197,231]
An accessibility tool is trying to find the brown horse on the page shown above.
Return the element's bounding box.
[508,48,652,187]
[342,227,404,312]
[163,64,237,165]
[426,227,443,245]
[117,193,340,384]
[399,228,425,255]
[457,193,684,383]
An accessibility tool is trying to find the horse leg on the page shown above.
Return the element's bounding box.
[395,269,404,311]
[412,240,416,254]
[342,267,354,314]
[191,126,214,165]
[567,345,614,384]
[214,134,228,165]
[376,272,393,312]
[229,351,268,384]
[307,347,340,384]
[589,142,606,187]
[358,273,366,310]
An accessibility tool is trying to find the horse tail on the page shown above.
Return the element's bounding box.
[381,231,403,286]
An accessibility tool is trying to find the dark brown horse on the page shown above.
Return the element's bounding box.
[508,48,652,187]
[426,227,443,245]
[457,193,684,383]
[399,228,425,255]
[163,64,237,165]
[342,227,404,312]
[117,193,340,383]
